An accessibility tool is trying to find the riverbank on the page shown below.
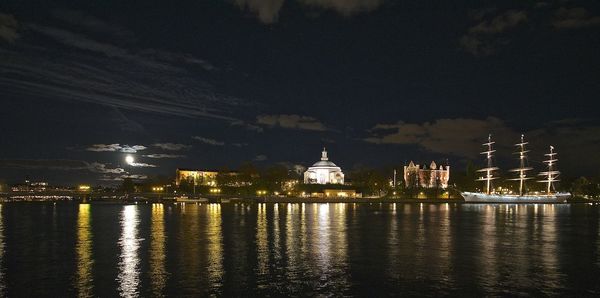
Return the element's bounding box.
[1,194,597,204]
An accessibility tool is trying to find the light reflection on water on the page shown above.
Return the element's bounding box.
[205,204,223,292]
[150,203,167,297]
[75,204,93,298]
[0,205,5,297]
[117,205,141,298]
[0,203,599,296]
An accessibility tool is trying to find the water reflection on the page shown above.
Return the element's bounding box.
[150,204,167,297]
[76,204,93,297]
[0,205,5,297]
[206,204,223,291]
[0,203,598,296]
[312,203,349,292]
[466,204,564,295]
[479,205,498,292]
[535,205,561,294]
[117,205,141,298]
[256,203,268,275]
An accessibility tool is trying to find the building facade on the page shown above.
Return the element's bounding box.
[175,169,218,186]
[404,161,450,189]
[304,148,344,184]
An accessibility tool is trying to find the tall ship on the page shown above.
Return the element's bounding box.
[462,134,571,203]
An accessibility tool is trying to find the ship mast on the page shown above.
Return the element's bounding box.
[538,146,560,194]
[477,134,499,194]
[508,134,533,195]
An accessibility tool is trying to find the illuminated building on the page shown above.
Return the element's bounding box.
[303,148,344,184]
[324,189,357,198]
[175,168,244,187]
[11,180,49,192]
[175,169,219,186]
[404,161,450,189]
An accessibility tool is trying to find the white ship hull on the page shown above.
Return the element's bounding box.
[461,192,570,203]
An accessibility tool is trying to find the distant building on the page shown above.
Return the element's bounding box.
[176,169,218,186]
[304,148,344,184]
[404,161,450,189]
[175,169,246,187]
[324,189,358,198]
[11,180,49,192]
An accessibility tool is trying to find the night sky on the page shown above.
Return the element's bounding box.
[1,0,599,185]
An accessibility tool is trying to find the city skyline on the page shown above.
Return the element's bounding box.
[1,0,600,184]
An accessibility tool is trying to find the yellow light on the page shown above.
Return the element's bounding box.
[79,185,91,191]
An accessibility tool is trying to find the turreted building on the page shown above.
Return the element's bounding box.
[304,148,344,184]
[404,161,450,189]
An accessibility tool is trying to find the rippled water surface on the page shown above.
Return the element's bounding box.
[0,202,599,296]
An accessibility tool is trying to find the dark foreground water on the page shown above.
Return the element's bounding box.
[0,202,599,297]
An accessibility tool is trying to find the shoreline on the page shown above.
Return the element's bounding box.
[1,195,597,204]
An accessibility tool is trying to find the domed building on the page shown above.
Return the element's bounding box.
[304,148,344,184]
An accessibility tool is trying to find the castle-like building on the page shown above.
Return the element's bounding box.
[304,148,344,184]
[403,161,450,189]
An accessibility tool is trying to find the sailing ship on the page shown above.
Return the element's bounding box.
[461,134,571,203]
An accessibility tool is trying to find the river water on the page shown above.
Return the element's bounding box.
[0,202,599,296]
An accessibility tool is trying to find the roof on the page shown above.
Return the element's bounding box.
[311,160,339,167]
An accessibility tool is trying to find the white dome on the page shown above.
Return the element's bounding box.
[304,148,344,185]
[312,160,338,167]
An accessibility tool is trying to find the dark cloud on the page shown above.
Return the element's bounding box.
[100,174,147,181]
[234,0,285,24]
[50,9,135,42]
[528,120,600,175]
[88,162,126,174]
[233,0,384,24]
[119,174,148,180]
[86,144,147,153]
[364,117,600,176]
[257,114,328,131]
[254,154,268,161]
[0,159,126,175]
[460,10,527,56]
[110,108,146,133]
[129,162,157,168]
[299,0,384,16]
[0,13,19,42]
[192,136,225,146]
[231,120,264,133]
[553,7,600,29]
[152,143,191,151]
[0,159,90,171]
[0,16,245,121]
[364,117,516,158]
[144,154,185,159]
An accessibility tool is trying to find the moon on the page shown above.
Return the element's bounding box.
[125,155,135,165]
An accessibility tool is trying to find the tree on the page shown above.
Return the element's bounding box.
[349,167,389,196]
[121,178,135,193]
[261,165,289,192]
[239,162,259,185]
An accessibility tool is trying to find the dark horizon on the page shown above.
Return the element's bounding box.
[2,0,600,185]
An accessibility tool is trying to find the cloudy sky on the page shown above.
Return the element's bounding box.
[1,0,599,184]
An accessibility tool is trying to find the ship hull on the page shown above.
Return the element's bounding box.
[461,192,570,203]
